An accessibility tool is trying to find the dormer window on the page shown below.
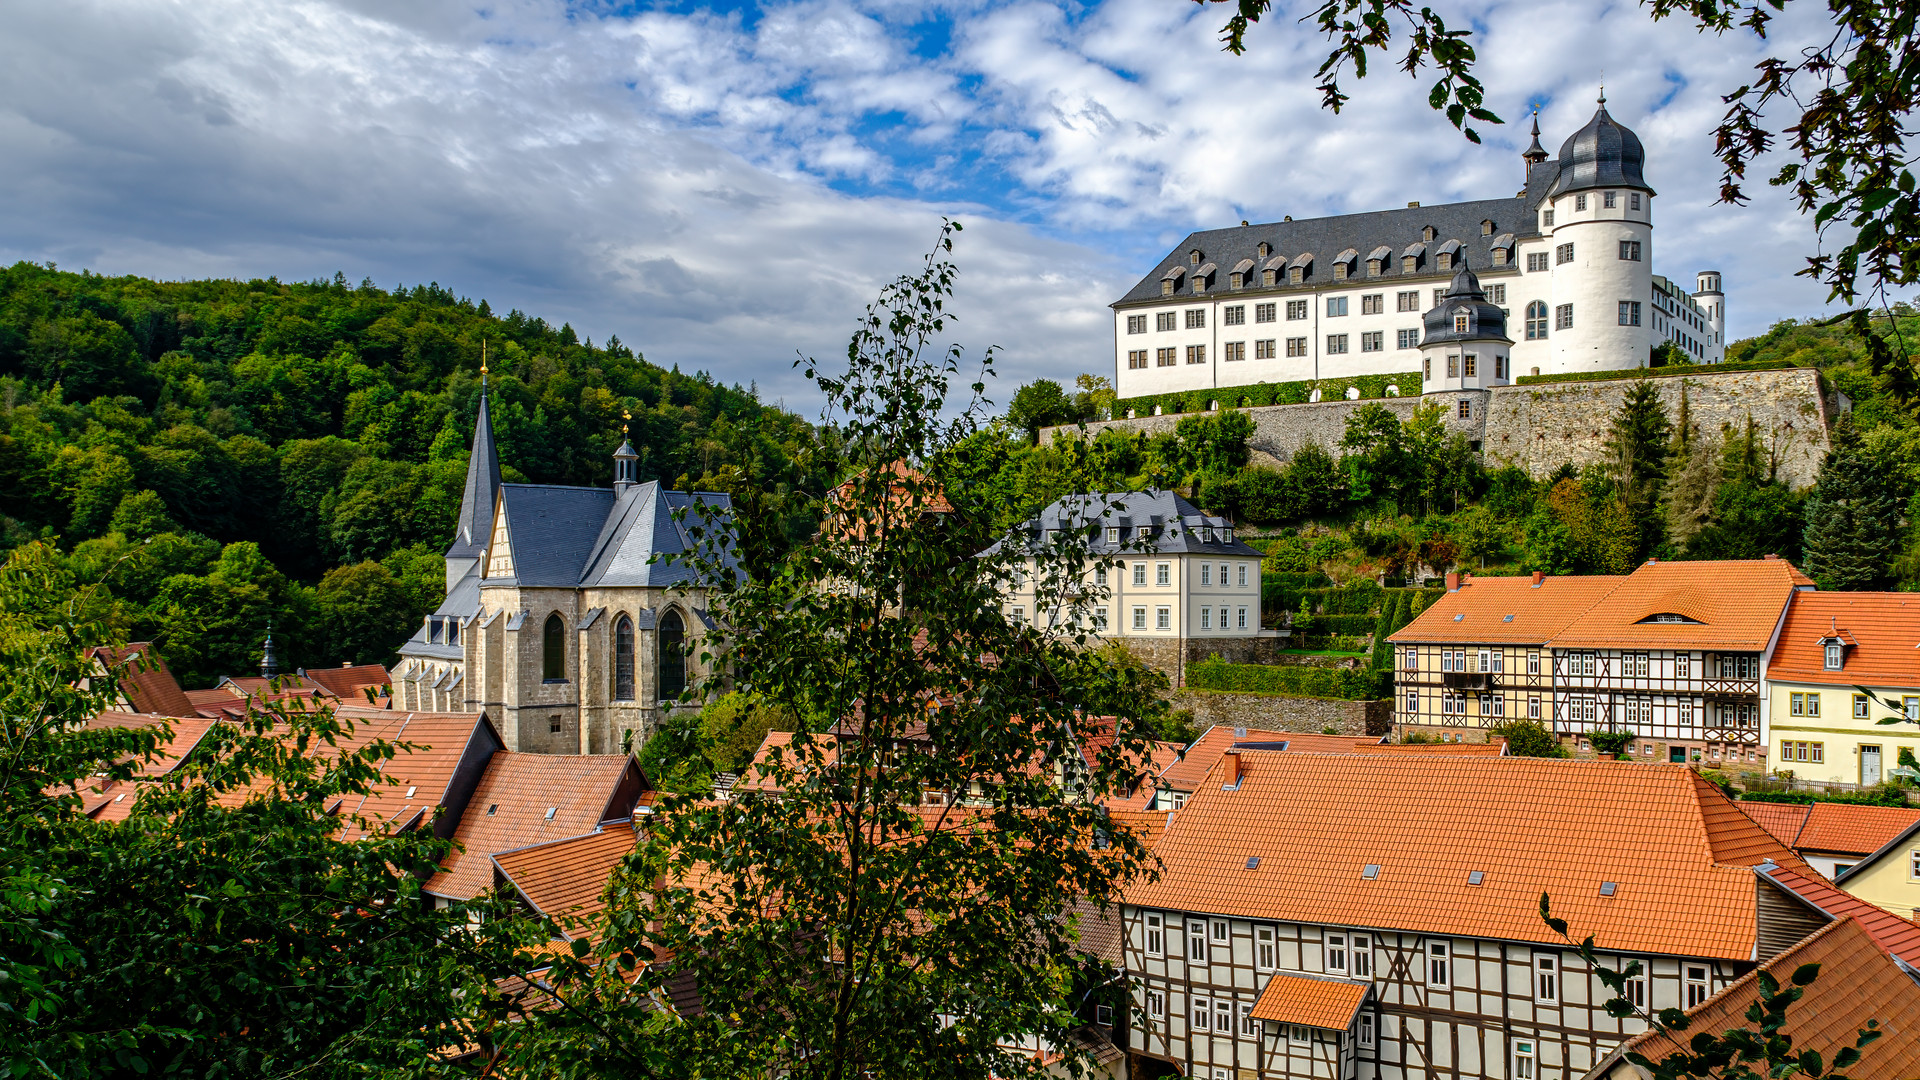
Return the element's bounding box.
[1482,219,1495,236]
[1402,255,1418,273]
[1825,643,1844,670]
[1262,268,1278,286]
[1190,249,1203,266]
[1367,259,1384,276]
[1437,251,1454,270]
[1639,613,1704,625]
[1492,247,1509,266]
[1454,310,1470,333]
[1257,242,1272,258]
[1289,267,1304,285]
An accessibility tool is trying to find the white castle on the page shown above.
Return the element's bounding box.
[1110,98,1725,401]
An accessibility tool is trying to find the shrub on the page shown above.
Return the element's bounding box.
[1585,729,1635,756]
[1186,657,1389,700]
[1114,372,1421,418]
[1490,718,1568,757]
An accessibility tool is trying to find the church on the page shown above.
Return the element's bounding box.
[392,387,734,755]
[1110,98,1726,402]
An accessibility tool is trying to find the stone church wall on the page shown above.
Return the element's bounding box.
[1043,367,1837,490]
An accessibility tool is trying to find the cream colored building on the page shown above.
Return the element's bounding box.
[1763,592,1920,786]
[1835,821,1920,919]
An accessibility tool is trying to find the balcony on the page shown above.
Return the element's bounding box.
[1441,671,1496,690]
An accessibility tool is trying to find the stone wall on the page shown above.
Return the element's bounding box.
[1118,635,1285,686]
[1170,689,1392,737]
[1044,367,1838,490]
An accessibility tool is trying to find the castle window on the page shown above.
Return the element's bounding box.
[1485,284,1506,305]
[1630,193,1642,211]
[1447,354,1459,378]
[1543,209,1554,226]
[1574,194,1587,211]
[1454,310,1470,333]
[1126,315,1146,334]
[1556,303,1574,331]
[614,615,635,700]
[1127,350,1146,369]
[543,613,566,682]
[1157,311,1177,331]
[1367,259,1384,276]
[1327,297,1348,317]
[1619,240,1642,261]
[1492,247,1508,266]
[1257,242,1271,258]
[1289,266,1305,285]
[1526,301,1548,339]
[1362,331,1383,352]
[1362,293,1384,315]
[1326,334,1349,354]
[1603,191,1617,209]
[1263,268,1278,286]
[658,609,687,703]
[1161,280,1173,297]
[1527,252,1548,272]
[1437,251,1454,271]
[1255,302,1276,323]
[1464,355,1476,377]
[1190,249,1202,266]
[1402,255,1418,273]
[1397,290,1419,312]
[1286,300,1308,320]
[1401,329,1420,349]
[1424,357,1432,379]
[1619,301,1642,327]
[1458,398,1472,419]
[1556,243,1574,265]
[1422,226,1436,242]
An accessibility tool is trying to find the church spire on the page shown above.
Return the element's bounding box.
[445,341,503,585]
[1523,107,1548,177]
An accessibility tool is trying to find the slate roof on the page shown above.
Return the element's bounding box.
[1551,559,1813,651]
[399,567,482,660]
[1547,99,1652,198]
[1390,574,1628,645]
[447,392,502,563]
[1420,266,1512,347]
[1115,163,1559,308]
[1126,753,1801,961]
[486,481,736,588]
[1250,973,1373,1031]
[1770,592,1920,687]
[425,752,648,900]
[992,490,1262,557]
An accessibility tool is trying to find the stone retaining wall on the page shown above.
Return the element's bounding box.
[1170,689,1392,737]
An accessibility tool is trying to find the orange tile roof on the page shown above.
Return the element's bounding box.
[1390,574,1627,645]
[1108,809,1172,851]
[1157,725,1296,793]
[87,643,196,717]
[493,826,641,941]
[1736,801,1810,847]
[75,711,219,822]
[1157,725,1502,794]
[1249,973,1372,1031]
[1611,916,1920,1080]
[1758,860,1920,965]
[303,663,393,703]
[426,752,646,900]
[1125,754,1801,960]
[1551,559,1811,651]
[1797,802,1920,857]
[1771,592,1920,687]
[325,707,501,841]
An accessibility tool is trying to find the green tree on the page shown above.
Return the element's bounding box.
[107,489,177,540]
[1006,379,1083,443]
[1339,403,1406,507]
[1288,440,1343,517]
[316,560,410,667]
[1606,378,1671,557]
[1491,718,1567,757]
[1803,418,1903,589]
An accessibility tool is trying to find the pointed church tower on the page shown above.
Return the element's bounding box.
[1522,109,1548,178]
[445,348,503,592]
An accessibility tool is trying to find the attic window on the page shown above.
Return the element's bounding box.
[1467,870,1485,886]
[1824,641,1844,670]
[1190,249,1203,266]
[1640,613,1703,624]
[405,786,417,799]
[486,804,498,816]
[1245,857,1261,870]
[1503,615,1515,623]
[1599,881,1618,897]
[1453,613,1465,622]
[1361,864,1380,879]
[544,807,558,820]
[1423,226,1437,242]
[1482,220,1495,236]
[1257,242,1272,258]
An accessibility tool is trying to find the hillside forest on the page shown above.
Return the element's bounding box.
[3,257,1918,692]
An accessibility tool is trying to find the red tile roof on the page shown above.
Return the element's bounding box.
[1737,801,1810,847]
[1551,559,1811,652]
[327,707,499,840]
[1249,973,1372,1031]
[86,643,195,717]
[302,663,393,703]
[494,826,642,940]
[1771,592,1920,687]
[75,711,218,822]
[1760,860,1920,965]
[1610,916,1920,1080]
[1157,725,1502,794]
[1798,802,1920,857]
[426,752,646,900]
[1127,754,1802,960]
[1390,574,1627,645]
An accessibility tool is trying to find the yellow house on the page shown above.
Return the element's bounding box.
[1836,818,1920,918]
[1765,593,1920,786]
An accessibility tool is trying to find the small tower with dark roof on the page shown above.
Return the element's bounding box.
[613,410,639,492]
[1538,93,1658,375]
[1523,109,1549,178]
[260,625,279,680]
[445,344,504,592]
[1420,266,1514,395]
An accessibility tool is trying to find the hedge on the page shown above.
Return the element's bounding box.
[1187,657,1390,700]
[1115,372,1422,419]
[1514,358,1797,387]
[1303,613,1377,636]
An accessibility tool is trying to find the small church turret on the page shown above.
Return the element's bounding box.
[1522,109,1549,178]
[260,624,278,679]
[445,344,503,592]
[613,409,639,492]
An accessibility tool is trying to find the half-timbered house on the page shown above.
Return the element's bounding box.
[1119,752,1849,1080]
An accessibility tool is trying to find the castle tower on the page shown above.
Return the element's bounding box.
[1542,94,1656,373]
[1420,265,1515,394]
[1694,270,1726,359]
[1522,109,1549,179]
[445,356,503,592]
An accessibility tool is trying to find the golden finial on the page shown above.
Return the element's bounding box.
[480,339,489,386]
[622,408,631,437]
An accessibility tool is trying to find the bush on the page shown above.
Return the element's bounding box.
[1586,729,1635,756]
[1490,718,1568,757]
[1303,613,1376,636]
[1114,372,1421,419]
[1186,657,1390,700]
[1513,358,1794,386]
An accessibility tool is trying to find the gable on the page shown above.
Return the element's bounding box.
[485,498,515,580]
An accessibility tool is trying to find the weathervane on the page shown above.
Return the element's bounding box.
[622,408,631,437]
[480,339,489,390]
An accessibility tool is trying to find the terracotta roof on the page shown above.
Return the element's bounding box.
[1158,725,1297,793]
[75,711,219,822]
[1759,860,1920,965]
[1607,917,1920,1080]
[1737,801,1810,847]
[1771,593,1920,687]
[1249,973,1372,1031]
[494,826,641,940]
[325,707,501,841]
[1390,575,1627,645]
[303,663,393,703]
[1551,559,1811,651]
[1831,814,1920,886]
[1797,803,1920,857]
[1361,740,1506,755]
[86,643,195,717]
[184,688,248,719]
[426,752,647,900]
[1158,725,1501,794]
[1125,754,1801,960]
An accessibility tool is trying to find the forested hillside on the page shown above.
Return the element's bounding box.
[0,263,824,685]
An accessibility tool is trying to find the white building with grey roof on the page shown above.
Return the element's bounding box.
[1111,98,1725,403]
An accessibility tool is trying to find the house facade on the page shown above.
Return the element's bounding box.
[1119,753,1839,1080]
[1111,101,1726,403]
[1764,592,1920,786]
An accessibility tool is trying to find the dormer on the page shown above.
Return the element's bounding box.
[1435,239,1463,271]
[1287,252,1313,285]
[1481,219,1496,236]
[1189,249,1204,267]
[1192,263,1217,294]
[1819,628,1856,670]
[1636,612,1704,625]
[1421,225,1437,242]
[1262,255,1285,286]
[1489,233,1516,267]
[1401,242,1426,274]
[1231,258,1255,289]
[1256,241,1272,259]
[1161,265,1186,297]
[1332,248,1358,281]
[1367,245,1393,277]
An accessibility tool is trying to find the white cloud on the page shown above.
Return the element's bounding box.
[0,0,1875,420]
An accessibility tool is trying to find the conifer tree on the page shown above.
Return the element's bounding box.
[1660,390,1718,549]
[1803,417,1902,590]
[1605,378,1671,557]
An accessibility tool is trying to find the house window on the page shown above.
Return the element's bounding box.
[1156,607,1171,630]
[1256,339,1276,359]
[1225,305,1245,326]
[1556,242,1574,265]
[1406,690,1419,714]
[1327,334,1349,354]
[1619,240,1642,261]
[1397,290,1419,312]
[1093,608,1108,631]
[1458,399,1472,419]
[1676,653,1689,677]
[1631,193,1642,211]
[1527,251,1549,272]
[1362,293,1384,315]
[1127,314,1147,334]
[1625,975,1646,1009]
[540,613,569,681]
[1351,933,1371,976]
[1454,311,1470,333]
[1287,337,1308,357]
[1146,988,1165,1019]
[1399,328,1420,349]
[1290,1025,1311,1045]
[1097,1004,1114,1027]
[1156,311,1177,331]
[1619,301,1642,326]
[1200,608,1211,630]
[1256,302,1277,323]
[1604,191,1618,209]
[1486,284,1506,305]
[1327,296,1349,317]
[1256,926,1276,971]
[1236,606,1247,629]
[1362,331,1383,352]
[1155,347,1176,367]
[1224,341,1246,362]
[1240,1002,1257,1036]
[1185,309,1205,329]
[1156,563,1171,586]
[1515,1040,1536,1080]
[1008,606,1025,625]
[1189,922,1207,963]
[1212,919,1228,944]
[1464,355,1477,377]
[1526,300,1548,340]
[1528,696,1541,719]
[1359,1012,1376,1048]
[1426,941,1450,988]
[1911,850,1920,880]
[613,615,635,700]
[1685,965,1710,1009]
[1215,1000,1234,1034]
[1404,647,1418,670]
[1132,563,1147,586]
[1145,912,1164,956]
[1574,194,1588,211]
[1855,693,1870,718]
[1238,564,1248,588]
[1127,350,1148,369]
[1555,304,1574,331]
[1286,299,1308,320]
[1192,996,1211,1030]
[1132,606,1147,630]
[1326,933,1347,972]
[1186,344,1206,365]
[1825,643,1844,670]
[1535,954,1558,1002]
[1528,653,1539,674]
[1908,695,1919,720]
[1200,563,1212,586]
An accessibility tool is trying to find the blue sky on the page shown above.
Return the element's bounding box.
[0,0,1865,415]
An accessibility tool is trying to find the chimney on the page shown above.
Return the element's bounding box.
[1445,572,1460,592]
[1531,571,1544,587]
[1764,553,1779,560]
[1223,751,1241,788]
[1464,572,1474,583]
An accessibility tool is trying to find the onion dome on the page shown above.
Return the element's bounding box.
[1421,266,1512,347]
[1547,94,1653,198]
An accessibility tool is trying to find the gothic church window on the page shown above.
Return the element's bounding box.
[614,615,635,700]
[659,609,687,703]
[543,614,566,682]
[1526,301,1548,339]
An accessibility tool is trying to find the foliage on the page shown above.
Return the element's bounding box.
[1606,378,1671,556]
[1490,718,1568,757]
[1803,418,1904,589]
[1187,656,1390,700]
[1515,359,1797,385]
[1006,379,1088,443]
[1586,729,1636,756]
[1114,372,1418,419]
[494,223,1164,1078]
[1739,786,1915,807]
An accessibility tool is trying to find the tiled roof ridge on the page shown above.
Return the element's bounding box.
[491,820,635,862]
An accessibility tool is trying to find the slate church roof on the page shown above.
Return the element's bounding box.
[446,392,502,564]
[488,481,734,588]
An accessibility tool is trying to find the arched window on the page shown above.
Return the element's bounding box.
[613,615,635,701]
[1526,301,1549,340]
[658,609,686,703]
[542,613,566,682]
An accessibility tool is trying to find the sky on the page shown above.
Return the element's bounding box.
[0,0,1863,414]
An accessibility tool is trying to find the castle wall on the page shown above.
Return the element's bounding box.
[1046,367,1836,490]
